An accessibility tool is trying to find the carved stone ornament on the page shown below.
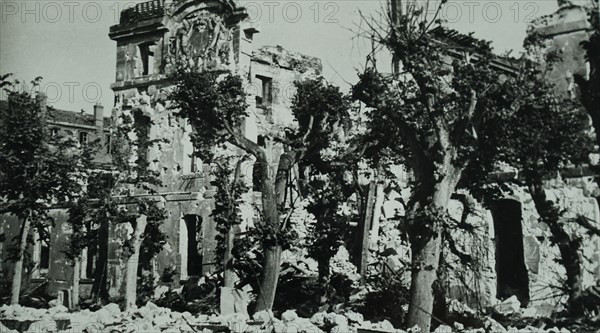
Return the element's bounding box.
[169,10,233,70]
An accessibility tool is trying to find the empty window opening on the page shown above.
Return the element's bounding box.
[79,131,88,145]
[40,240,50,270]
[179,215,203,279]
[105,134,111,153]
[168,37,178,55]
[255,75,273,107]
[32,226,51,278]
[139,43,156,76]
[491,199,530,306]
[80,242,98,279]
[50,128,59,137]
[133,110,151,170]
[191,155,202,173]
[252,160,262,191]
[86,245,97,278]
[257,135,266,147]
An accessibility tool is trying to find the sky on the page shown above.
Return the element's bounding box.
[0,0,561,115]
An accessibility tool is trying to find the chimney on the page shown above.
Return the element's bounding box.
[36,92,47,119]
[94,103,104,130]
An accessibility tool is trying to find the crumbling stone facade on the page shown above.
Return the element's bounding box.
[372,171,600,311]
[105,0,321,295]
[528,3,596,98]
[371,2,600,311]
[0,0,322,302]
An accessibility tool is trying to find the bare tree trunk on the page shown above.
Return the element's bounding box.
[124,215,148,311]
[223,227,235,288]
[230,137,301,312]
[255,166,282,311]
[275,153,293,208]
[255,244,282,312]
[223,156,246,288]
[316,257,330,304]
[359,182,377,282]
[407,227,443,332]
[92,219,109,303]
[11,216,30,305]
[407,165,459,332]
[72,257,80,309]
[254,150,285,312]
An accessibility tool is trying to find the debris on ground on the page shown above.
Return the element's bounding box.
[1,299,599,333]
[493,296,521,316]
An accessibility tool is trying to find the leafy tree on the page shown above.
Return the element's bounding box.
[0,74,94,305]
[354,6,503,329]
[292,78,357,301]
[170,67,348,311]
[520,4,600,311]
[305,174,351,299]
[349,0,595,328]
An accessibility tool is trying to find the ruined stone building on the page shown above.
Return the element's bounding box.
[380,2,600,310]
[362,1,600,312]
[0,0,321,301]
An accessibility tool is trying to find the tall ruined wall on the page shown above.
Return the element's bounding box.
[446,178,599,308]
[528,4,594,97]
[249,46,321,133]
[106,195,214,296]
[102,0,323,296]
[373,171,600,310]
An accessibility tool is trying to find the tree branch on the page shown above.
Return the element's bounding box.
[223,121,264,159]
[275,149,304,207]
[450,193,477,233]
[302,115,315,143]
[573,215,600,237]
[451,89,478,143]
[442,229,472,265]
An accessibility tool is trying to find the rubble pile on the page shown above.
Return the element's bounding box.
[0,302,201,333]
[0,300,596,333]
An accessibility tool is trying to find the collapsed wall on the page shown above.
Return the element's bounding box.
[374,172,600,310]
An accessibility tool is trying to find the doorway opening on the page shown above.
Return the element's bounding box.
[179,215,203,279]
[491,199,530,306]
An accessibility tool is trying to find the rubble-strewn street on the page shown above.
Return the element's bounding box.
[1,299,599,333]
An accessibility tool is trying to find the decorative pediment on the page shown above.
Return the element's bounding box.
[165,8,235,71]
